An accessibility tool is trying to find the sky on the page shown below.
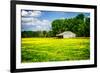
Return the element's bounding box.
[21,10,90,31]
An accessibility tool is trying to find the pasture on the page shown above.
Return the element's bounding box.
[21,38,90,63]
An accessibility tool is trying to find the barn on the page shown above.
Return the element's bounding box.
[56,31,76,38]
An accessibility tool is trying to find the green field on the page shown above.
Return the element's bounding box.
[21,38,90,63]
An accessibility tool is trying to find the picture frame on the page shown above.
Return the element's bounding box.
[10,0,97,73]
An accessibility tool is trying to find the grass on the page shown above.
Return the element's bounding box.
[21,37,90,63]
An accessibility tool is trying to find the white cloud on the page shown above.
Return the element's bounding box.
[30,11,41,17]
[22,17,51,31]
[21,10,41,17]
[35,20,51,31]
[21,10,51,31]
[21,10,28,16]
[41,20,50,25]
[22,17,32,23]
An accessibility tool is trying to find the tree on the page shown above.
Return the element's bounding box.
[51,13,90,37]
[43,31,48,37]
[76,13,85,20]
[85,17,90,36]
[52,19,65,36]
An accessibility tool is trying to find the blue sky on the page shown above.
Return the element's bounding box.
[21,10,90,31]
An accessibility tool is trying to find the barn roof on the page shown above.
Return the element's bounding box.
[56,31,75,36]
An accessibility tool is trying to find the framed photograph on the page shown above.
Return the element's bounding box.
[11,0,97,72]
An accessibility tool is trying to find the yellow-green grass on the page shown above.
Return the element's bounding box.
[21,38,90,63]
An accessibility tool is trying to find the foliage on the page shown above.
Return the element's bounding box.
[51,13,90,37]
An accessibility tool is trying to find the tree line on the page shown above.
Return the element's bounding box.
[22,31,53,37]
[22,13,90,37]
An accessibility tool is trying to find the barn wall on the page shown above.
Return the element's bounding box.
[63,34,76,38]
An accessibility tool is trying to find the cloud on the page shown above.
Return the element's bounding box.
[21,17,51,31]
[22,17,33,24]
[21,10,51,31]
[21,10,41,17]
[35,19,51,31]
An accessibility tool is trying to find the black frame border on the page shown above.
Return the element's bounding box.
[10,1,97,73]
